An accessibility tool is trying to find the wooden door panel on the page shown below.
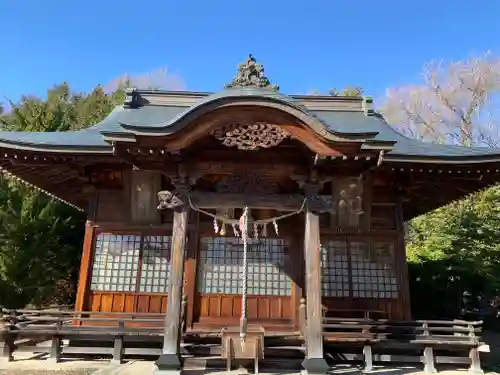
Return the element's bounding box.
[198,294,291,321]
[194,236,294,327]
[88,291,168,313]
[85,291,168,327]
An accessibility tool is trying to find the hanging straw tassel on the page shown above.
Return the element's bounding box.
[213,217,219,234]
[273,220,279,235]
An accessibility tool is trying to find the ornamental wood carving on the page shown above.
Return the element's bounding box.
[225,54,279,90]
[211,121,289,151]
[157,190,183,210]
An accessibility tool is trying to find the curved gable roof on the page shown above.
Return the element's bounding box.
[0,88,498,162]
[111,87,380,144]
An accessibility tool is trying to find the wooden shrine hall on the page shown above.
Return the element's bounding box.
[0,55,499,373]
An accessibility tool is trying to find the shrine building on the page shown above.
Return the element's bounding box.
[0,55,499,372]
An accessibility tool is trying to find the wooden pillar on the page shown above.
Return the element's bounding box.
[74,191,99,315]
[289,225,304,328]
[395,197,412,320]
[184,211,199,329]
[302,208,329,374]
[155,188,190,374]
[74,221,95,314]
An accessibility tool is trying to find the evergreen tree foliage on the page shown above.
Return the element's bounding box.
[0,83,125,307]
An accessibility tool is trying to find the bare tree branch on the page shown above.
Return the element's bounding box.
[380,52,500,147]
[104,67,186,94]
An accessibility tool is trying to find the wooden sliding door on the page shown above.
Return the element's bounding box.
[85,231,173,317]
[320,236,403,319]
[194,236,293,328]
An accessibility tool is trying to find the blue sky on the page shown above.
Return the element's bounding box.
[1,0,499,104]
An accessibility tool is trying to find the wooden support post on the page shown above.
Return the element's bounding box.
[48,318,62,363]
[299,297,307,340]
[183,211,199,330]
[290,229,304,329]
[301,208,329,374]
[362,325,373,372]
[395,197,412,320]
[423,347,437,373]
[422,322,437,373]
[468,323,484,374]
[469,347,483,374]
[155,201,189,374]
[1,317,14,362]
[180,295,188,333]
[363,345,373,372]
[74,221,95,317]
[111,321,124,365]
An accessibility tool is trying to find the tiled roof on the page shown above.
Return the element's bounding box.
[0,88,499,162]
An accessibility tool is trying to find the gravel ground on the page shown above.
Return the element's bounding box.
[0,355,111,375]
[0,370,97,375]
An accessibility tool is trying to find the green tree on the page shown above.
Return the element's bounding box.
[407,187,500,318]
[0,67,183,307]
[0,83,125,307]
[0,180,85,307]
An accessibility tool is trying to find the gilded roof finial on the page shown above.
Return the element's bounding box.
[225,54,279,90]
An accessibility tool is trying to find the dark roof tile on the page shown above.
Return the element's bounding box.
[0,89,499,161]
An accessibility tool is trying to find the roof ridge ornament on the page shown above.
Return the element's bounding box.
[225,54,279,91]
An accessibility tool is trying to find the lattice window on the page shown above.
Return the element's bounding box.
[321,240,350,297]
[138,235,172,293]
[197,237,291,296]
[91,234,141,292]
[350,241,398,298]
[321,238,398,299]
[90,233,174,293]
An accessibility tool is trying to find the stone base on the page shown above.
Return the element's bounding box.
[302,357,330,374]
[154,353,183,374]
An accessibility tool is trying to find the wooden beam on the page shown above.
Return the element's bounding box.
[185,160,308,178]
[189,192,309,211]
[155,204,189,372]
[159,191,332,212]
[159,189,335,214]
[302,208,329,374]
